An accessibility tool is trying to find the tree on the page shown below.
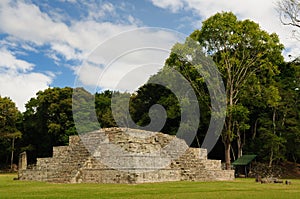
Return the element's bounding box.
[72,87,100,134]
[276,60,300,163]
[194,12,284,169]
[22,87,77,162]
[131,83,181,135]
[95,90,116,128]
[163,37,223,150]
[242,59,300,166]
[277,0,300,39]
[0,96,22,170]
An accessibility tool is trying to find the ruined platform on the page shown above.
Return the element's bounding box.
[18,128,234,183]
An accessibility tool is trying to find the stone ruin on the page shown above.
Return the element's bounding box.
[18,128,234,183]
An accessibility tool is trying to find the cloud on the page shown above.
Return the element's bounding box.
[5,0,295,112]
[59,0,77,3]
[1,1,176,110]
[0,1,71,45]
[0,72,52,112]
[87,2,116,20]
[150,0,184,13]
[76,28,186,91]
[0,48,53,112]
[0,48,34,72]
[0,1,143,61]
[150,0,300,59]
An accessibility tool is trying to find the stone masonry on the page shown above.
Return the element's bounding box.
[18,128,234,183]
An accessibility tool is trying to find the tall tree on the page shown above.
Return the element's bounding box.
[194,12,284,169]
[95,90,116,128]
[22,87,76,162]
[131,83,181,135]
[277,60,300,163]
[0,96,22,170]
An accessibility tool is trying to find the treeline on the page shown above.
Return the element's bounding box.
[0,12,299,169]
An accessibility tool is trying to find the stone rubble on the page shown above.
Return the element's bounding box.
[18,128,234,183]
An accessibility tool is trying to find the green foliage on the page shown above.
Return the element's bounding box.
[95,90,116,128]
[245,60,300,164]
[111,92,132,128]
[72,87,100,134]
[257,113,287,165]
[0,96,21,166]
[22,87,76,162]
[0,96,21,136]
[276,61,300,162]
[0,12,298,168]
[131,83,181,135]
[192,12,284,167]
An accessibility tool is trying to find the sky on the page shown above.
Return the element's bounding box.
[0,0,298,112]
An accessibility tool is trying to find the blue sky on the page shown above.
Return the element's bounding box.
[0,0,298,112]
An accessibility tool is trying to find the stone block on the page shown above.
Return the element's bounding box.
[18,128,234,183]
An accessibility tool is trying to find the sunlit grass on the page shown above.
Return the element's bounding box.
[0,174,299,199]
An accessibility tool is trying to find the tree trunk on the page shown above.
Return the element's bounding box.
[269,108,276,168]
[10,137,15,171]
[237,128,243,158]
[231,145,236,161]
[252,119,258,139]
[223,75,234,170]
[272,109,276,135]
[269,146,273,167]
[225,141,231,170]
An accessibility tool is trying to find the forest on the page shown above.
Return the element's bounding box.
[0,12,299,171]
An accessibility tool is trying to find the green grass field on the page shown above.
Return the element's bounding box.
[0,174,299,199]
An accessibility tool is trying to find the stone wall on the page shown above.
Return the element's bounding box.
[18,128,234,183]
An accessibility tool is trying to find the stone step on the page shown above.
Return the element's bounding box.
[202,160,222,170]
[19,129,235,183]
[52,146,70,158]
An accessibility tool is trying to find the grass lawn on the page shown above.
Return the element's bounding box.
[0,174,299,199]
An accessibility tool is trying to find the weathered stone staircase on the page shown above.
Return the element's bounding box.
[18,128,234,183]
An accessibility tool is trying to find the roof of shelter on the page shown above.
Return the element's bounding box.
[232,155,257,166]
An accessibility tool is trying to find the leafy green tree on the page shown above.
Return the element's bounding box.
[230,104,250,159]
[131,83,181,135]
[277,60,300,163]
[191,12,284,169]
[0,96,22,170]
[95,90,116,128]
[162,38,217,147]
[257,112,287,167]
[22,87,76,162]
[72,87,100,134]
[244,59,299,165]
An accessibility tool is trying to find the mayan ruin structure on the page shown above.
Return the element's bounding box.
[18,128,234,183]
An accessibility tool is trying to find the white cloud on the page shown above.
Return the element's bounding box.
[0,48,34,72]
[59,0,77,3]
[0,49,53,112]
[150,0,300,59]
[69,20,136,53]
[1,0,297,113]
[76,28,186,92]
[0,1,71,45]
[96,52,169,92]
[50,42,79,61]
[0,1,144,110]
[150,0,184,13]
[87,2,116,20]
[0,72,52,112]
[0,1,140,61]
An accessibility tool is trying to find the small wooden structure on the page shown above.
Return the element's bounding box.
[232,155,256,177]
